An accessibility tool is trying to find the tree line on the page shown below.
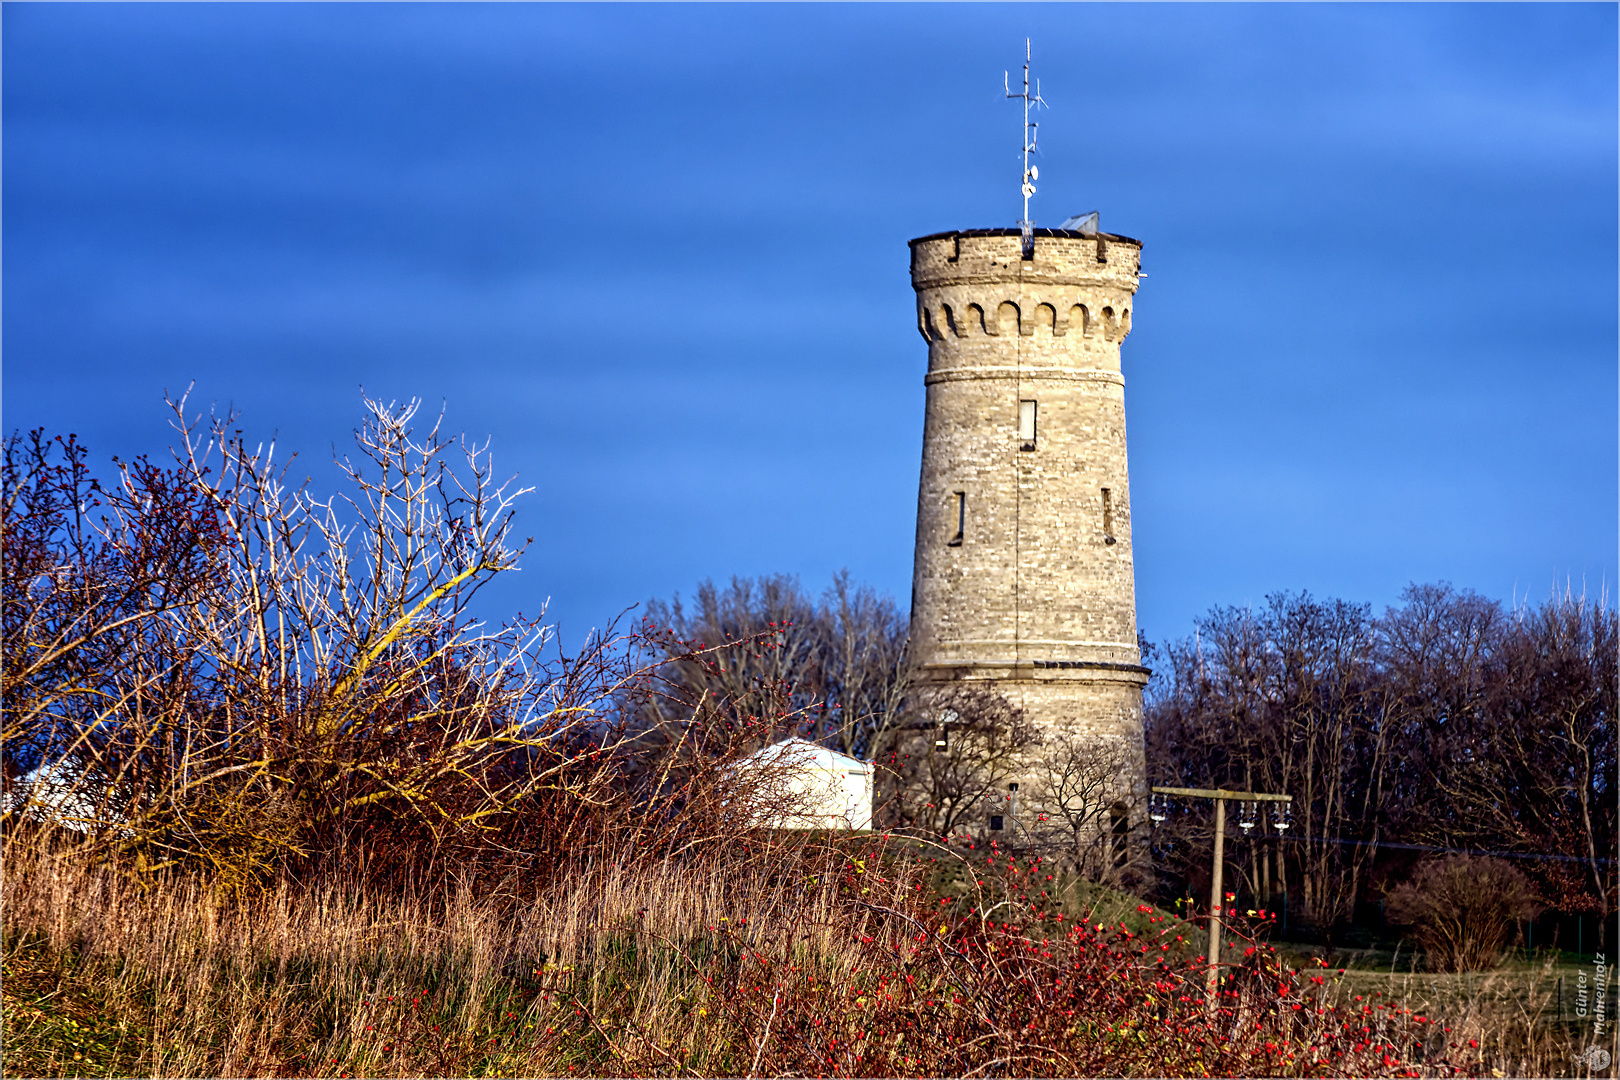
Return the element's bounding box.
[641,575,1617,944]
[1144,584,1615,945]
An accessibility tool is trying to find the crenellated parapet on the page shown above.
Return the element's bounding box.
[910,229,1142,374]
[909,228,1142,290]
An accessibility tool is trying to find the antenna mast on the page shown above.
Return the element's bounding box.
[1005,37,1047,257]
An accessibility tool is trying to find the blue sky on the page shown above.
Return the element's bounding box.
[4,3,1616,649]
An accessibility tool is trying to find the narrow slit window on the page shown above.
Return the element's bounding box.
[948,491,965,547]
[1109,802,1129,868]
[1018,400,1037,450]
[1101,487,1116,545]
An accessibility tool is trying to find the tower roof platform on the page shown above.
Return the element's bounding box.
[909,227,1142,248]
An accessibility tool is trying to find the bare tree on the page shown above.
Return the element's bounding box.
[886,685,1039,840]
[1378,582,1502,846]
[1146,593,1395,939]
[1147,582,1617,947]
[820,570,913,761]
[1024,736,1143,887]
[1269,593,1392,938]
[1417,590,1616,938]
[642,570,913,761]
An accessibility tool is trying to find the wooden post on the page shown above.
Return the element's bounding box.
[1206,797,1225,1013]
[1259,824,1271,910]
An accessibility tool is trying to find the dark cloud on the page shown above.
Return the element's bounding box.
[4,4,1615,640]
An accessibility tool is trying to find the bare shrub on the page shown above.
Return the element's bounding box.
[1,395,822,894]
[1385,856,1540,972]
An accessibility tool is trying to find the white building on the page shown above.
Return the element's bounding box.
[2,762,121,833]
[734,737,873,831]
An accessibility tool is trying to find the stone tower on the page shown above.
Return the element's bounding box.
[907,225,1149,804]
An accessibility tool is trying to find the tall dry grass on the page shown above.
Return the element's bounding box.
[5,826,1487,1079]
[2,830,915,1077]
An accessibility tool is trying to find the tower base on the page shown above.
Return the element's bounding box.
[889,668,1149,882]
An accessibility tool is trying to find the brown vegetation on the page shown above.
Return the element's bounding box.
[1145,587,1616,949]
[5,830,1477,1078]
[0,395,823,897]
[642,571,912,763]
[1384,856,1540,973]
[3,398,1611,1076]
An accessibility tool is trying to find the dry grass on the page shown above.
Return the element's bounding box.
[2,832,904,1077]
[3,829,1488,1079]
[1272,941,1617,1079]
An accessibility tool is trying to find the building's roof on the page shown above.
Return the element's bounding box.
[740,737,871,772]
[909,226,1142,248]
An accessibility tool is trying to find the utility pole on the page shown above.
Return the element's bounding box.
[1151,786,1292,1014]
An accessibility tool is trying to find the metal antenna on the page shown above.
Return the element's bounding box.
[1004,37,1047,256]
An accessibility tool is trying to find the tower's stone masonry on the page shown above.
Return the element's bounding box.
[907,226,1149,805]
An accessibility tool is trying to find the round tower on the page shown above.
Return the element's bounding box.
[907,225,1149,792]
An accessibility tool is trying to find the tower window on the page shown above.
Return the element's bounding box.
[948,491,965,547]
[1102,487,1116,545]
[989,815,1005,831]
[1018,400,1037,451]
